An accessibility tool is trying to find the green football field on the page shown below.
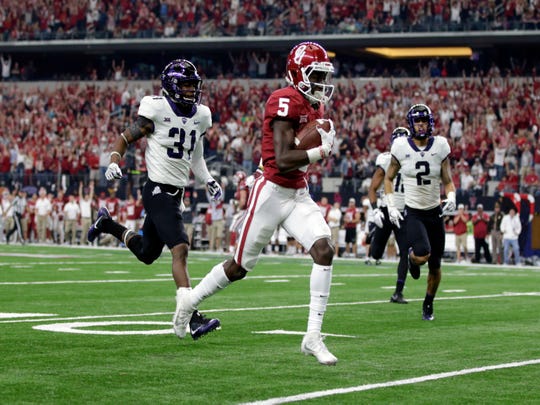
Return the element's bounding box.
[1,244,539,404]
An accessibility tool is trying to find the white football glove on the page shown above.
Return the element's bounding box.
[441,191,456,216]
[371,208,385,229]
[317,119,335,158]
[385,193,403,228]
[388,207,403,229]
[105,162,123,180]
[206,178,223,201]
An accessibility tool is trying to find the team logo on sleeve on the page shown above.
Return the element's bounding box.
[152,186,162,196]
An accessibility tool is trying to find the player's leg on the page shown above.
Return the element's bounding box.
[370,222,392,262]
[390,225,409,303]
[405,208,431,279]
[183,178,280,333]
[283,194,337,365]
[422,213,446,321]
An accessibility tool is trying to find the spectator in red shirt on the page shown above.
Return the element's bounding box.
[453,203,470,262]
[521,166,540,195]
[471,204,492,263]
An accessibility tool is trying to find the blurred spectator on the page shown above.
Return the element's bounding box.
[327,201,342,257]
[471,204,492,264]
[63,194,80,245]
[1,54,11,81]
[488,201,504,264]
[454,203,470,263]
[500,207,522,265]
[343,197,360,258]
[35,187,52,243]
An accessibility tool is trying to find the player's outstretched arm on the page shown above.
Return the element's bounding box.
[106,116,154,180]
[384,157,403,228]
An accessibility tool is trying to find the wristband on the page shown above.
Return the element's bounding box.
[306,147,323,163]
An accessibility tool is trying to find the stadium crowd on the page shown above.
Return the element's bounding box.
[1,0,539,42]
[0,70,539,246]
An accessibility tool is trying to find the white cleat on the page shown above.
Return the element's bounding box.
[301,331,338,366]
[172,287,194,339]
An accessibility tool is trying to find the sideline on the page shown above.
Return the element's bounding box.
[240,359,540,405]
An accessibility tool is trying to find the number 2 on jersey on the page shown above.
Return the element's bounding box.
[415,161,431,185]
[167,127,196,159]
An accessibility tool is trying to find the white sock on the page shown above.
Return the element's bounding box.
[190,262,231,308]
[175,286,193,311]
[307,263,333,333]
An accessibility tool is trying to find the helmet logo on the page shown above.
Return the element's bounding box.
[293,45,308,65]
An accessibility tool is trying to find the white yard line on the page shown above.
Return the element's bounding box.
[1,270,539,285]
[1,292,538,324]
[240,359,540,405]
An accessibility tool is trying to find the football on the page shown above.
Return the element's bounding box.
[295,119,331,150]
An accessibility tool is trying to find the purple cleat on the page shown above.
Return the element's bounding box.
[189,310,221,340]
[87,207,111,242]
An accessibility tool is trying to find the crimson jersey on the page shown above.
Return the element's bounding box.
[105,197,120,218]
[234,180,249,210]
[262,86,324,189]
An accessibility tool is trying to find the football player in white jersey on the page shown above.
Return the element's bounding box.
[87,59,222,340]
[366,127,410,304]
[384,104,457,321]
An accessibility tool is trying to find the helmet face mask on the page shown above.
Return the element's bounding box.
[407,104,434,139]
[286,42,335,105]
[161,59,202,108]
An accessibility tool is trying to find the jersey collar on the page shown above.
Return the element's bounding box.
[165,97,197,118]
[407,136,434,152]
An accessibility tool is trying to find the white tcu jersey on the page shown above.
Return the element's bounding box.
[390,135,450,210]
[376,152,405,211]
[138,96,211,188]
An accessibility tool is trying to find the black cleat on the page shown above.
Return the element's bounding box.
[87,207,111,242]
[422,302,434,321]
[408,248,421,280]
[375,259,381,265]
[189,310,221,340]
[390,292,408,304]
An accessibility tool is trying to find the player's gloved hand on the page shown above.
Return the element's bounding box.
[317,119,335,158]
[388,207,403,229]
[441,191,456,216]
[371,208,385,228]
[206,178,223,201]
[105,163,123,180]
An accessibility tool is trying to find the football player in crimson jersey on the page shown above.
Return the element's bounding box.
[87,59,221,340]
[385,104,457,321]
[181,42,338,365]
